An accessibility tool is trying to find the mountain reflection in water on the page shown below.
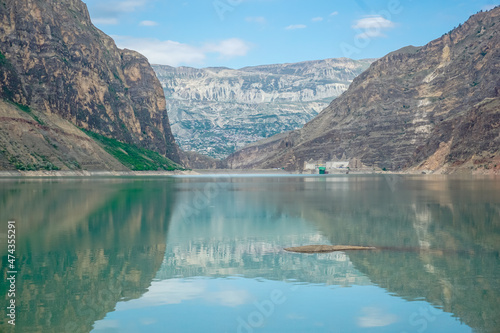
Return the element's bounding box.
[0,179,176,333]
[1,176,498,332]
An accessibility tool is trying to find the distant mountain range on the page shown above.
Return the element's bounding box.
[227,7,500,174]
[153,58,374,159]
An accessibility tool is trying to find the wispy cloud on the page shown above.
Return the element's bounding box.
[285,24,307,30]
[245,16,266,24]
[115,37,205,65]
[353,15,396,38]
[330,11,339,16]
[140,20,158,26]
[312,17,323,22]
[353,16,395,29]
[112,36,252,66]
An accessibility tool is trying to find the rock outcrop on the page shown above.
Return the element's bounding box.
[226,8,500,174]
[0,0,181,170]
[153,58,374,159]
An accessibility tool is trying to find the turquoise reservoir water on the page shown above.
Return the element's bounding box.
[0,175,499,332]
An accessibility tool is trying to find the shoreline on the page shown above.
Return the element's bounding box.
[0,168,497,178]
[0,169,369,177]
[0,169,294,177]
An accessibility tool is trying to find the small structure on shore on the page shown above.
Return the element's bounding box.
[326,161,349,169]
[304,159,350,174]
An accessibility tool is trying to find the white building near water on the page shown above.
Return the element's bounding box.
[326,161,349,169]
[304,160,350,173]
[304,161,319,171]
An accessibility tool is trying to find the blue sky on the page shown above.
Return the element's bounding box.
[84,0,498,68]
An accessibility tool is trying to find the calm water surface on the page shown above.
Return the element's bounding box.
[0,175,499,332]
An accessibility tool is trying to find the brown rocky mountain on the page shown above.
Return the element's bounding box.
[226,8,500,174]
[0,0,183,171]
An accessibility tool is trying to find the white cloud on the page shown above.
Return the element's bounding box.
[312,17,323,22]
[245,16,266,24]
[353,15,395,30]
[330,11,339,16]
[92,17,119,25]
[357,307,398,328]
[114,37,205,65]
[285,24,307,30]
[140,20,158,26]
[353,15,396,39]
[113,36,252,66]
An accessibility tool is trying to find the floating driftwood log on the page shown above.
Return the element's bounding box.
[284,245,377,253]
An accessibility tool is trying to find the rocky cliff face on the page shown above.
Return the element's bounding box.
[153,58,373,159]
[226,8,500,174]
[0,0,181,170]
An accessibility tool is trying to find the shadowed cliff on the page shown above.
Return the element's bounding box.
[0,0,182,171]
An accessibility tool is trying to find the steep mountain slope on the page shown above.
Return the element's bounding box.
[0,0,182,171]
[226,8,500,173]
[153,58,374,159]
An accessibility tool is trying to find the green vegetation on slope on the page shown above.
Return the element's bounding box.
[11,101,45,125]
[83,129,184,171]
[2,151,61,171]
